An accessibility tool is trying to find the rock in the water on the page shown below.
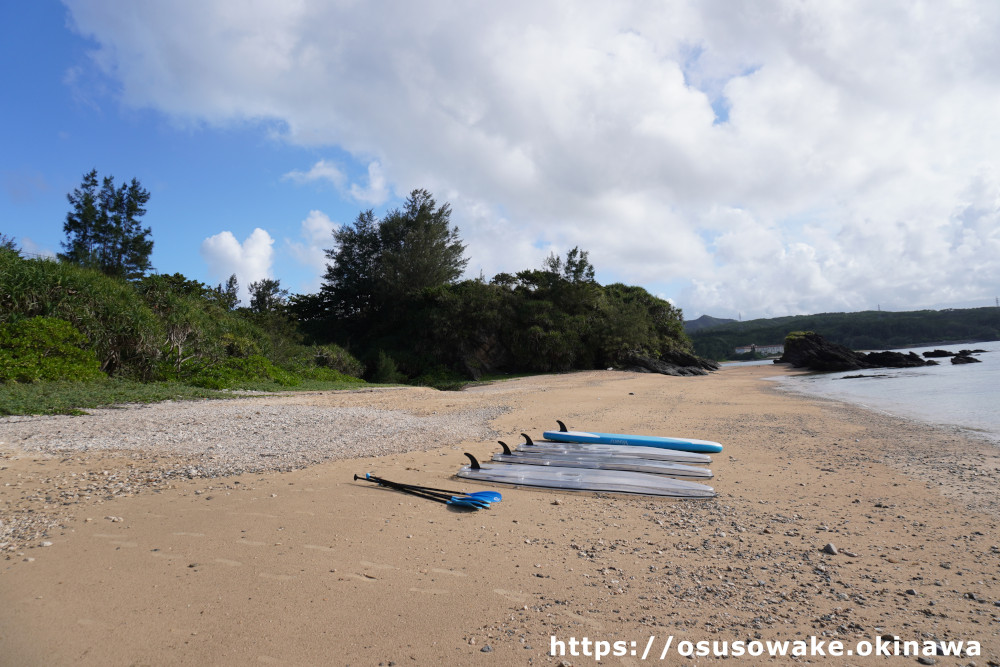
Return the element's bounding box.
[776,332,864,371]
[952,353,981,364]
[922,349,956,358]
[776,332,939,372]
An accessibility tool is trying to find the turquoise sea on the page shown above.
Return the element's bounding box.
[764,340,1000,446]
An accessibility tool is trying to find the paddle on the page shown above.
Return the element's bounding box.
[354,473,499,509]
[354,474,487,509]
[362,472,503,503]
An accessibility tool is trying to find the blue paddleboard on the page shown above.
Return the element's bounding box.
[543,422,723,454]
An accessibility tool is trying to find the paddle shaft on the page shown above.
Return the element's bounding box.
[362,473,498,502]
[354,475,487,508]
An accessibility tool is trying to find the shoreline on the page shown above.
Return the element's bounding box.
[2,366,998,665]
[763,341,1000,449]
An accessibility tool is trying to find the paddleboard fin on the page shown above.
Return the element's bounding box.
[556,420,568,432]
[499,441,512,455]
[520,433,534,446]
[464,452,481,470]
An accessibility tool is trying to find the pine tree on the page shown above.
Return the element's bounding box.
[321,189,468,321]
[60,170,154,279]
[60,169,101,268]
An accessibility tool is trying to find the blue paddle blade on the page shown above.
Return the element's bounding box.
[453,496,491,508]
[466,491,502,502]
[447,497,484,509]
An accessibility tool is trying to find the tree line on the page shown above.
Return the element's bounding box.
[2,171,695,389]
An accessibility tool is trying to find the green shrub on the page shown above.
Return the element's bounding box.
[371,350,405,384]
[0,252,161,378]
[413,365,466,391]
[186,355,300,390]
[135,273,269,371]
[0,317,104,383]
[295,366,366,384]
[310,344,364,377]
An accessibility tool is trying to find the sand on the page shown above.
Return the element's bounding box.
[1,366,998,666]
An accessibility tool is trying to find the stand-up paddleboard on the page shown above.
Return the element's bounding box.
[457,454,716,498]
[494,441,713,478]
[543,420,723,454]
[517,433,712,465]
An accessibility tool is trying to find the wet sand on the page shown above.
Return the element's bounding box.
[1,366,998,665]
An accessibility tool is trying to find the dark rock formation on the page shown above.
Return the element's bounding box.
[952,352,982,364]
[776,331,940,372]
[775,332,866,371]
[863,351,938,368]
[624,349,719,376]
[923,349,956,358]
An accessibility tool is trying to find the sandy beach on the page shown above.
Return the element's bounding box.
[2,365,998,665]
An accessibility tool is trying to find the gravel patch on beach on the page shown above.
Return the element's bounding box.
[0,394,507,553]
[0,397,505,475]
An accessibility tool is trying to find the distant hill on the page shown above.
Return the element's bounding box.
[684,314,737,333]
[689,307,1000,360]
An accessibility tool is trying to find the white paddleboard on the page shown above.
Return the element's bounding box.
[457,454,716,498]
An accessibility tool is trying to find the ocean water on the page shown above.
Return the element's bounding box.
[766,340,1000,445]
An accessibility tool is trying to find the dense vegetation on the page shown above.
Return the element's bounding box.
[1,181,696,412]
[0,247,365,414]
[690,308,1000,360]
[291,190,693,388]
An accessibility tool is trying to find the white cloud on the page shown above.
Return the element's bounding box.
[349,161,389,206]
[199,228,275,304]
[282,159,346,188]
[68,0,1000,317]
[285,210,338,293]
[283,158,390,206]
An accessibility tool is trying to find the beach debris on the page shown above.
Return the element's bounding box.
[822,543,839,555]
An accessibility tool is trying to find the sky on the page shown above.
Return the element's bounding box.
[2,1,999,319]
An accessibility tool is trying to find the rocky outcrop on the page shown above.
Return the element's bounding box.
[775,331,939,372]
[862,350,936,368]
[952,351,982,364]
[922,349,956,358]
[623,349,719,376]
[775,332,865,371]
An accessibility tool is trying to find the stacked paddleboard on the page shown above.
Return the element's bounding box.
[543,419,724,453]
[457,421,723,498]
